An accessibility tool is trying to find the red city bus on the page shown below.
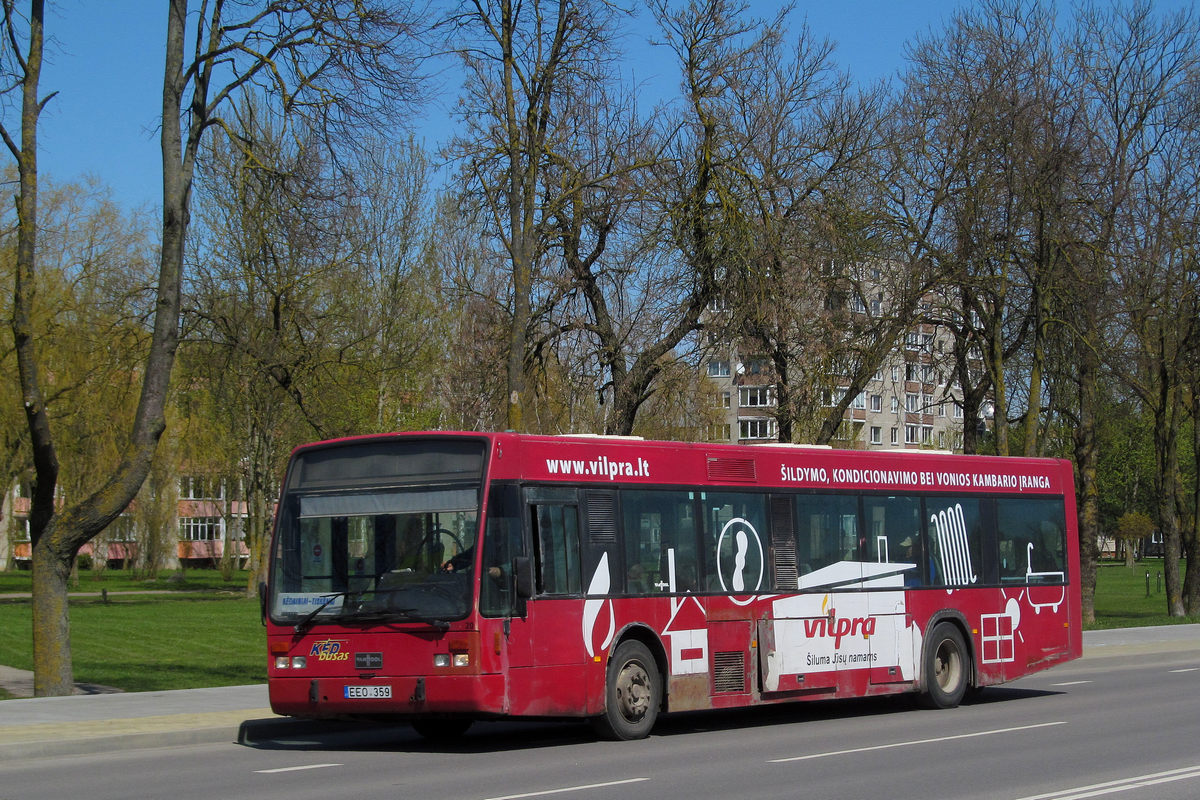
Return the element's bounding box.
[265,432,1081,740]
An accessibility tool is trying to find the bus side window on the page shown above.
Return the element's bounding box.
[925,497,983,587]
[862,495,923,586]
[481,484,525,618]
[995,497,1066,584]
[531,503,581,595]
[622,490,697,594]
[702,491,769,594]
[795,493,858,575]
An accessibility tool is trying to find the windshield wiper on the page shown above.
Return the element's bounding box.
[293,591,358,635]
[293,590,453,634]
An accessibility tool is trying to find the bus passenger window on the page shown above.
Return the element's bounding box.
[532,504,581,595]
[925,497,983,587]
[863,496,923,586]
[794,494,858,576]
[621,490,697,594]
[995,497,1066,584]
[701,492,769,594]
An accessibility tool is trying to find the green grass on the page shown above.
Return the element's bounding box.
[0,591,266,692]
[1086,558,1200,629]
[0,568,255,595]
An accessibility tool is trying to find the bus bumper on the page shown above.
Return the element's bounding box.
[269,673,508,719]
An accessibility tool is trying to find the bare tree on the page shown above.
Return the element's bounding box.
[1074,1,1200,618]
[445,0,628,432]
[8,0,426,696]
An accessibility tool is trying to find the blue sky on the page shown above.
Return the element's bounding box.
[34,1,959,212]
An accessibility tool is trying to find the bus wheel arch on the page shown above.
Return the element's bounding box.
[919,614,973,709]
[592,628,666,740]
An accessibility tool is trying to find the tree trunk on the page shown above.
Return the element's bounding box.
[1153,384,1185,617]
[30,533,72,696]
[1074,341,1100,624]
[1023,289,1048,457]
[1185,389,1200,614]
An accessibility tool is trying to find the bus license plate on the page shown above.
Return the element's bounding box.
[343,685,391,699]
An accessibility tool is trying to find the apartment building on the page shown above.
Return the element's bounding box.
[704,320,989,452]
[3,475,249,570]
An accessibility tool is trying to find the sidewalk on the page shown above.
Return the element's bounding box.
[1,625,1197,760]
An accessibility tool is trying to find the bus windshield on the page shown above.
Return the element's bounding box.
[270,486,480,626]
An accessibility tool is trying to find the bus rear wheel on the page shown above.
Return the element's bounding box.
[921,622,969,709]
[592,640,661,740]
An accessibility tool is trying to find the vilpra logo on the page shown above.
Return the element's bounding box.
[804,601,876,649]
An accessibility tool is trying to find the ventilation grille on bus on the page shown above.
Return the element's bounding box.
[773,539,798,591]
[585,492,617,544]
[706,456,757,483]
[771,496,798,590]
[712,651,746,693]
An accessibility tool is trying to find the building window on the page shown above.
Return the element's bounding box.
[905,333,920,350]
[905,362,920,382]
[922,425,934,444]
[852,391,866,410]
[744,358,770,375]
[715,391,731,408]
[707,360,731,378]
[739,386,774,407]
[180,517,222,541]
[906,393,919,413]
[740,418,776,440]
[179,476,220,500]
[709,423,731,441]
[890,427,898,445]
[905,424,920,444]
[870,426,882,445]
[891,397,899,413]
[822,388,845,407]
[870,394,883,412]
[890,366,900,382]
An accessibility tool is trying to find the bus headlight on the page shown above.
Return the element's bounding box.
[434,653,471,668]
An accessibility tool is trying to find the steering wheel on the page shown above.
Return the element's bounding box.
[425,527,465,559]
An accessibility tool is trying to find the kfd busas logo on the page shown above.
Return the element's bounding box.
[310,639,349,661]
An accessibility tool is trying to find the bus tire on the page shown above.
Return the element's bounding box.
[411,718,473,742]
[920,622,969,709]
[592,640,661,740]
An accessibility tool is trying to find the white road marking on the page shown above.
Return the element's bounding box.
[1050,680,1093,686]
[1012,764,1200,800]
[1168,667,1199,673]
[768,721,1068,763]
[255,763,343,774]
[483,778,650,800]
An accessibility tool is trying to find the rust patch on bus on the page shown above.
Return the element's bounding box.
[667,673,710,712]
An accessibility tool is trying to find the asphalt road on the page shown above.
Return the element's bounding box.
[2,631,1198,800]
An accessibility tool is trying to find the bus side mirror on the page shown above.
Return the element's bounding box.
[513,557,533,599]
[258,581,268,626]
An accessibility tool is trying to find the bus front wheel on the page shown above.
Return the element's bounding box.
[920,622,969,709]
[592,640,661,740]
